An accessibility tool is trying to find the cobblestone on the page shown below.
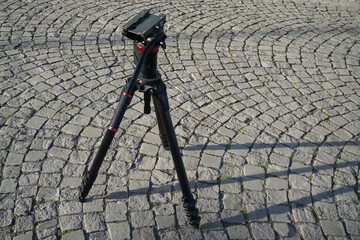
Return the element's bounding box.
[1,0,360,239]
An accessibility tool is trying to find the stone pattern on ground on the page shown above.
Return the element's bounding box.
[0,0,359,239]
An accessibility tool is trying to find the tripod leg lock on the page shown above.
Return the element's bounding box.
[182,196,201,228]
[144,91,151,114]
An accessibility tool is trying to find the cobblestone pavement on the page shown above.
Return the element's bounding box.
[1,0,360,239]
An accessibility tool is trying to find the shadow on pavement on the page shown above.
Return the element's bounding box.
[183,140,360,151]
[99,140,359,232]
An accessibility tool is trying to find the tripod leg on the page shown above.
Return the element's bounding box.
[80,84,136,201]
[151,85,201,228]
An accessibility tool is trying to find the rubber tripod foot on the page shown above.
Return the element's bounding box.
[183,197,201,228]
[189,215,201,228]
[79,195,86,203]
[79,171,94,203]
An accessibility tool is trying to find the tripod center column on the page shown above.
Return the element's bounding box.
[134,41,160,82]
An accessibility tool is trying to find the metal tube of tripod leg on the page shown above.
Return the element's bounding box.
[152,92,192,198]
[80,40,157,201]
[152,94,169,149]
[80,86,135,201]
[152,87,201,227]
[80,129,115,200]
[161,111,193,198]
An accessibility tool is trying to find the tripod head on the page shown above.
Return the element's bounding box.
[123,9,167,84]
[123,9,166,48]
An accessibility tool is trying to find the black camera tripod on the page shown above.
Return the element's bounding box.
[79,10,201,228]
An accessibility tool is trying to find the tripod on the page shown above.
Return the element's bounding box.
[79,10,201,228]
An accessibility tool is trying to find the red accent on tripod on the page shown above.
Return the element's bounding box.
[122,92,133,98]
[107,126,118,132]
[136,43,159,54]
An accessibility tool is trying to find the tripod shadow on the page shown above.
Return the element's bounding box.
[200,184,358,233]
[184,140,360,151]
[103,160,358,198]
[182,140,359,231]
[98,140,359,234]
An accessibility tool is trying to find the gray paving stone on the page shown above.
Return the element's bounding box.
[299,223,325,240]
[130,210,155,228]
[105,201,128,222]
[25,150,46,162]
[81,126,103,138]
[5,152,24,166]
[155,215,176,229]
[71,86,91,96]
[227,225,251,239]
[247,203,268,222]
[334,185,358,203]
[61,230,86,240]
[83,198,104,213]
[221,210,245,226]
[243,191,266,205]
[343,219,360,236]
[17,186,37,198]
[0,210,13,227]
[2,165,21,178]
[151,169,173,185]
[38,173,61,188]
[14,198,32,216]
[34,202,57,222]
[320,220,347,237]
[203,230,228,240]
[312,173,332,188]
[42,158,65,173]
[274,223,297,238]
[159,230,180,240]
[59,214,82,231]
[36,187,59,202]
[243,177,264,191]
[83,213,106,232]
[314,202,339,220]
[266,190,287,204]
[270,152,292,167]
[200,153,222,169]
[48,147,72,160]
[59,201,82,216]
[197,167,219,183]
[200,213,223,230]
[36,219,57,239]
[0,178,17,193]
[62,123,83,135]
[243,164,265,179]
[289,174,311,191]
[198,198,221,213]
[250,222,275,240]
[337,203,360,221]
[132,227,156,240]
[140,142,159,157]
[220,179,242,194]
[13,232,33,240]
[268,205,291,223]
[222,194,243,210]
[107,222,131,240]
[266,177,288,190]
[291,204,317,223]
